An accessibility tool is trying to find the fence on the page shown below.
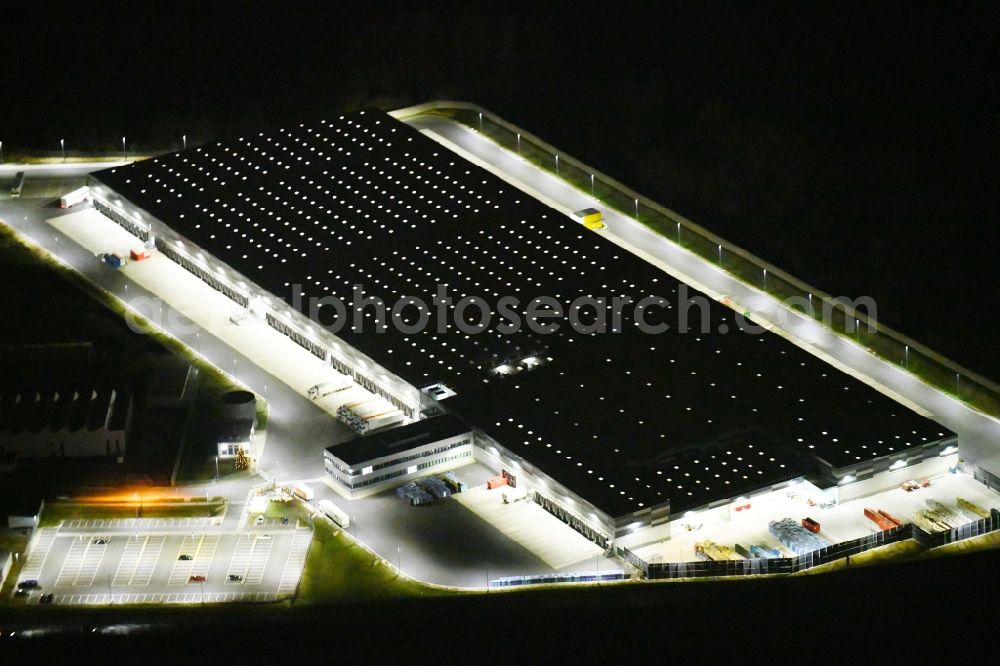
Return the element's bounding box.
[489,570,626,589]
[391,101,1000,419]
[617,510,1000,580]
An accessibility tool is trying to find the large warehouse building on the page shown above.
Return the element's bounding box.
[86,108,954,546]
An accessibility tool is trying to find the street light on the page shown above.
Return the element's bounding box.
[182,134,187,150]
[60,139,65,162]
[215,455,219,480]
[122,136,126,159]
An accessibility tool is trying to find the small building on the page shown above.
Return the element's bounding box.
[4,495,43,529]
[216,418,256,459]
[324,414,473,498]
[0,344,132,461]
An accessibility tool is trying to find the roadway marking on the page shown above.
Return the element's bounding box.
[244,536,274,585]
[167,535,200,584]
[132,535,165,586]
[74,537,108,586]
[20,529,57,581]
[58,517,216,533]
[48,591,277,605]
[226,534,254,583]
[191,534,219,577]
[112,536,144,586]
[55,537,89,587]
[277,530,313,595]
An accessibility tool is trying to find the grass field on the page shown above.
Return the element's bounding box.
[290,503,461,604]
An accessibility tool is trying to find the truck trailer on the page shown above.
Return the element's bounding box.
[59,186,91,208]
[318,499,350,528]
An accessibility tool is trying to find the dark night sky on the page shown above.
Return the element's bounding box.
[3,2,998,379]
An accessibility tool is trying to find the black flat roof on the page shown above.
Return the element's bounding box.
[92,109,952,517]
[326,414,470,466]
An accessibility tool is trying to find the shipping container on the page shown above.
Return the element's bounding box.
[130,248,152,261]
[102,253,126,269]
[801,517,821,533]
[486,475,508,490]
[864,507,896,531]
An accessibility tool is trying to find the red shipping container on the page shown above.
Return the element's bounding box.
[801,517,821,533]
[130,248,151,261]
[864,507,895,531]
[486,476,508,490]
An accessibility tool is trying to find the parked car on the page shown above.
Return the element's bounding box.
[178,554,193,561]
[189,575,206,583]
[257,534,272,540]
[17,580,39,590]
[227,574,243,582]
[93,538,109,545]
[39,594,54,605]
[255,515,265,525]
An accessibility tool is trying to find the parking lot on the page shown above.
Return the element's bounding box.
[17,524,311,606]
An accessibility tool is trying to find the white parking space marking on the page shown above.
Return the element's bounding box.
[132,535,166,586]
[168,535,199,584]
[57,517,217,534]
[112,537,144,586]
[50,592,277,605]
[75,538,108,586]
[191,534,219,577]
[55,538,89,587]
[20,529,57,581]
[277,530,313,595]
[226,534,254,583]
[244,536,274,585]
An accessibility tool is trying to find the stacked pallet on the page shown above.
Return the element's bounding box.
[768,518,830,555]
[694,540,743,561]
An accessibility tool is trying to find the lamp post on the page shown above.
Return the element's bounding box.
[555,154,559,175]
[122,136,126,159]
[60,139,65,162]
[396,545,401,575]
[1,140,4,164]
[718,244,723,265]
[634,198,639,220]
[215,455,219,480]
[516,133,521,155]
[590,173,595,196]
[182,134,187,150]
